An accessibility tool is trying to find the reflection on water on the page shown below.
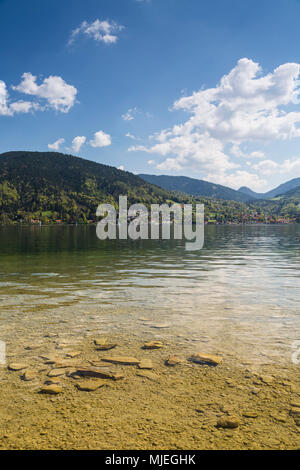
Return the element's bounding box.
[0,224,299,366]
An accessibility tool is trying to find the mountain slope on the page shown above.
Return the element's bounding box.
[0,151,171,223]
[139,174,254,203]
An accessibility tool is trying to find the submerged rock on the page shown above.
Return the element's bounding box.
[138,359,153,370]
[165,355,182,366]
[8,363,28,371]
[73,367,124,381]
[189,353,222,366]
[101,356,140,365]
[40,384,63,395]
[217,416,240,429]
[76,380,106,392]
[47,369,66,377]
[22,369,38,381]
[65,351,81,358]
[94,338,117,351]
[242,411,258,419]
[143,341,163,350]
[137,371,160,382]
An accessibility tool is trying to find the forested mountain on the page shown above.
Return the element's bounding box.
[0,151,171,223]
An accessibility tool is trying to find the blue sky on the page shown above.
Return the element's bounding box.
[2,0,300,191]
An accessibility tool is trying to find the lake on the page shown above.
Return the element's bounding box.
[0,224,299,366]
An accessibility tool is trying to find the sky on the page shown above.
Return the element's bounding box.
[2,0,300,192]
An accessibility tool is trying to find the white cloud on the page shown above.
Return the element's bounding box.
[69,19,124,46]
[208,170,267,191]
[48,138,65,151]
[118,165,125,171]
[125,132,137,140]
[71,136,86,153]
[90,130,111,148]
[122,107,139,121]
[253,157,300,176]
[12,73,77,113]
[0,79,39,116]
[130,58,300,189]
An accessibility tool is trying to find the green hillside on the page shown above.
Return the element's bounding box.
[0,151,171,223]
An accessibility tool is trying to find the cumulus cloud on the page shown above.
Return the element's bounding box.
[130,58,300,189]
[252,157,300,176]
[69,19,124,46]
[90,130,111,148]
[0,79,39,116]
[118,165,125,171]
[48,138,65,151]
[71,136,86,153]
[12,73,77,113]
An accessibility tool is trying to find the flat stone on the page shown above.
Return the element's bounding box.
[137,371,160,382]
[8,363,28,371]
[242,411,258,418]
[44,378,61,385]
[143,341,163,350]
[22,369,38,381]
[165,355,182,366]
[76,380,106,392]
[40,384,63,395]
[189,353,222,366]
[47,369,66,377]
[217,416,240,429]
[138,359,153,370]
[65,351,81,358]
[44,333,58,338]
[101,356,140,366]
[73,368,124,381]
[94,339,117,351]
[259,375,274,385]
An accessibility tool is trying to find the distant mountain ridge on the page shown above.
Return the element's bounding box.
[139,174,253,203]
[238,177,300,199]
[139,173,300,202]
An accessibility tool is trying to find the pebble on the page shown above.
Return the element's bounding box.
[65,352,81,358]
[40,385,63,395]
[47,369,66,377]
[74,368,124,381]
[136,371,160,382]
[22,369,38,381]
[138,359,153,370]
[94,339,117,351]
[217,416,240,429]
[75,380,106,392]
[165,355,182,366]
[242,411,258,419]
[8,363,28,371]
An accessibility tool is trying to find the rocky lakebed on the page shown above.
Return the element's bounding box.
[0,322,299,450]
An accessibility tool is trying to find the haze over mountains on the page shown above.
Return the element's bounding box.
[139,174,300,202]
